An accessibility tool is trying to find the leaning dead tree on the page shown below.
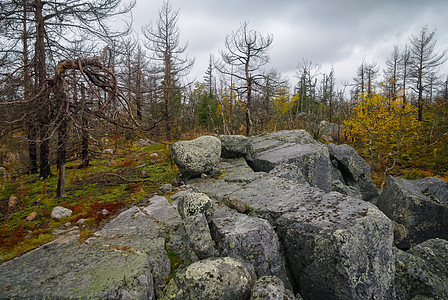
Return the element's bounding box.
[50,47,157,198]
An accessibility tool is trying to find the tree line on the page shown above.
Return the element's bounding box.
[1,0,447,198]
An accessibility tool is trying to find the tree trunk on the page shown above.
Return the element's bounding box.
[164,57,172,140]
[22,4,38,174]
[80,83,89,168]
[56,76,68,199]
[35,0,51,179]
[56,117,67,199]
[136,64,143,121]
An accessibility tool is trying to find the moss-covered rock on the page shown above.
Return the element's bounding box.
[160,257,254,300]
[395,238,448,299]
[171,135,221,178]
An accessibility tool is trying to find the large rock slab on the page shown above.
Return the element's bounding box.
[0,206,168,299]
[0,232,156,299]
[190,158,396,299]
[394,238,448,299]
[376,176,448,249]
[327,143,379,201]
[171,135,221,178]
[247,130,317,160]
[0,195,200,299]
[250,143,334,192]
[210,205,292,289]
[160,257,255,300]
[276,199,395,299]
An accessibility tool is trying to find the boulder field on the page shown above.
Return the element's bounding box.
[1,130,447,299]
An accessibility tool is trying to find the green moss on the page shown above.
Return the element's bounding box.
[165,246,184,283]
[0,141,179,262]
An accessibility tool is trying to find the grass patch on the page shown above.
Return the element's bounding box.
[0,140,178,262]
[165,246,184,283]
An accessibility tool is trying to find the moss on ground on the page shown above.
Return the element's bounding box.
[0,141,178,262]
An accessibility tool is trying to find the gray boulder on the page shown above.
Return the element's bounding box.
[160,257,255,300]
[220,135,252,159]
[248,130,317,156]
[250,143,334,192]
[250,276,295,300]
[376,176,448,249]
[142,195,199,269]
[177,192,214,221]
[394,238,448,299]
[275,194,396,300]
[326,143,379,201]
[50,206,72,219]
[210,206,292,289]
[171,135,221,177]
[183,214,216,259]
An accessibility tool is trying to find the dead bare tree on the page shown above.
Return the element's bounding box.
[409,25,447,121]
[142,0,194,140]
[50,47,157,198]
[217,21,273,136]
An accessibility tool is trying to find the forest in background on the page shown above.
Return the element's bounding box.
[0,0,447,262]
[1,0,447,190]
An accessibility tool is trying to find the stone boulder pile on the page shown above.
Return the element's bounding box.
[1,130,447,300]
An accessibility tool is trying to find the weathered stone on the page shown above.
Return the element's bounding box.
[220,135,252,159]
[160,257,254,300]
[8,196,19,211]
[142,195,199,268]
[326,143,379,201]
[250,276,294,300]
[169,189,192,201]
[319,121,343,139]
[159,183,173,193]
[171,135,221,177]
[276,198,396,299]
[138,138,153,146]
[50,206,72,219]
[225,196,248,213]
[183,214,216,259]
[26,211,38,221]
[376,176,448,249]
[394,238,448,300]
[250,143,334,192]
[0,229,158,299]
[177,192,214,221]
[210,206,291,289]
[102,148,114,155]
[268,163,308,185]
[76,218,87,225]
[248,130,316,157]
[331,179,362,198]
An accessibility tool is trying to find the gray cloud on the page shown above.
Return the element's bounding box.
[133,0,448,88]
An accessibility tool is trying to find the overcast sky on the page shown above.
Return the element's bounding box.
[131,0,448,90]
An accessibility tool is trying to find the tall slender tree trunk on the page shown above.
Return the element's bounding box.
[56,115,67,199]
[417,68,424,122]
[164,56,172,140]
[22,4,38,174]
[35,0,51,179]
[80,83,89,168]
[136,64,143,121]
[55,75,68,199]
